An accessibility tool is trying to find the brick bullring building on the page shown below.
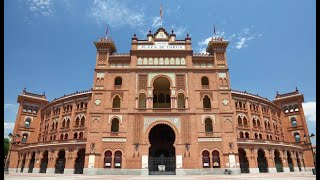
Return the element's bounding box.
[7,27,315,175]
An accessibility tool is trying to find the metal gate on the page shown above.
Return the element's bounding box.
[149,157,176,175]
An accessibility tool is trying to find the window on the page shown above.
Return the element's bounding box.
[240,132,244,138]
[62,120,66,128]
[66,119,70,128]
[79,132,84,139]
[139,93,147,108]
[158,94,165,103]
[238,116,242,125]
[201,76,209,86]
[205,118,213,132]
[153,94,158,103]
[64,133,68,139]
[60,134,64,140]
[165,94,170,103]
[75,117,80,126]
[73,132,78,139]
[111,118,120,132]
[25,118,31,128]
[114,77,122,85]
[245,132,249,138]
[253,119,256,127]
[255,133,258,139]
[291,117,297,127]
[212,150,220,168]
[177,93,185,108]
[203,95,211,108]
[294,133,300,142]
[112,95,121,108]
[243,117,248,126]
[257,120,261,127]
[80,117,85,126]
[21,133,28,143]
[259,134,262,139]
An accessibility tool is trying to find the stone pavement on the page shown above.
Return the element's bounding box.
[4,171,316,180]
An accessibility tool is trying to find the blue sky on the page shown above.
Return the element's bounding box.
[4,0,316,144]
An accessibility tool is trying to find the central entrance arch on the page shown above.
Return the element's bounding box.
[148,124,176,175]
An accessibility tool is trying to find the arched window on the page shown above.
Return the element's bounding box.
[201,76,209,86]
[66,119,70,128]
[112,95,121,108]
[21,133,28,143]
[114,77,122,85]
[255,133,258,139]
[80,117,85,126]
[55,122,58,129]
[177,93,185,108]
[291,117,297,127]
[75,117,80,126]
[245,132,249,138]
[243,117,248,126]
[202,150,210,168]
[158,93,165,103]
[253,119,257,127]
[51,122,55,130]
[238,116,242,125]
[270,135,272,140]
[114,151,122,168]
[73,132,78,139]
[53,135,56,140]
[25,118,31,128]
[294,133,300,142]
[240,132,244,138]
[205,118,213,132]
[266,135,269,140]
[64,133,68,140]
[257,119,261,127]
[259,134,263,139]
[60,134,64,140]
[104,151,112,168]
[138,93,147,108]
[111,118,120,132]
[212,150,220,168]
[153,94,158,103]
[203,95,211,108]
[62,120,66,128]
[79,132,84,139]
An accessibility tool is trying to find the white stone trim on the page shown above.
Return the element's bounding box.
[109,115,123,124]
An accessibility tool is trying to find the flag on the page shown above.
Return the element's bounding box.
[105,24,109,37]
[160,4,163,18]
[214,24,216,35]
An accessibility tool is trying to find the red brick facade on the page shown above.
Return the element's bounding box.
[7,28,314,175]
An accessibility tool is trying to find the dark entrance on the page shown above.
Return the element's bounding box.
[274,150,283,172]
[287,151,294,172]
[257,149,268,173]
[148,124,176,175]
[238,148,249,173]
[74,149,85,174]
[55,149,66,174]
[40,151,49,173]
[20,154,26,172]
[28,152,35,173]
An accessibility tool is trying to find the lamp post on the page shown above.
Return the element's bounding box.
[304,133,315,168]
[4,133,20,174]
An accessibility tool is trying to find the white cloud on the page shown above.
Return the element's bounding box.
[196,26,263,52]
[152,16,161,28]
[171,25,187,37]
[4,104,18,113]
[26,0,54,17]
[89,0,145,28]
[302,102,316,122]
[4,123,15,138]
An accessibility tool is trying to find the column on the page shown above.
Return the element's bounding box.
[46,150,57,174]
[282,150,290,172]
[266,149,277,173]
[33,151,42,173]
[64,149,76,174]
[248,148,259,173]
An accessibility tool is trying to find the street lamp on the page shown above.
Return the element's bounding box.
[4,133,20,174]
[304,133,315,167]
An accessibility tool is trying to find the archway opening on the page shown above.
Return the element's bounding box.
[238,148,249,173]
[74,149,86,174]
[212,150,220,168]
[287,151,294,172]
[274,150,283,172]
[148,124,176,175]
[28,152,35,173]
[55,149,66,174]
[39,151,49,173]
[257,149,268,173]
[153,77,171,108]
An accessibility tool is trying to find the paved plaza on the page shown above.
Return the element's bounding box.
[4,172,316,180]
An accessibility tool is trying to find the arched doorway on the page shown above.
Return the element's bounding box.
[74,149,85,174]
[212,150,220,168]
[257,149,268,173]
[28,152,35,173]
[274,150,283,172]
[55,149,66,174]
[287,151,294,172]
[20,154,26,172]
[296,153,302,171]
[39,151,49,173]
[148,124,176,175]
[238,148,249,173]
[153,77,171,108]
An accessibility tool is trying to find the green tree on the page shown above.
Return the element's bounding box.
[4,138,9,158]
